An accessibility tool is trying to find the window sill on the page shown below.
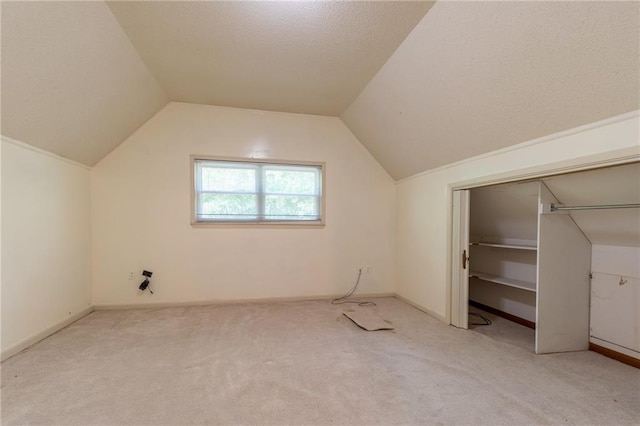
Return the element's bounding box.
[191,221,325,229]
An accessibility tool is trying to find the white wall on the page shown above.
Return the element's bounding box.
[590,245,640,358]
[91,102,396,306]
[0,138,3,355]
[396,112,639,321]
[1,138,92,357]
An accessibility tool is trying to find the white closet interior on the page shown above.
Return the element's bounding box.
[454,162,640,360]
[469,181,539,324]
[468,180,592,354]
[543,163,640,361]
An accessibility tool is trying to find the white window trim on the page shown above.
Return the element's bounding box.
[190,155,326,227]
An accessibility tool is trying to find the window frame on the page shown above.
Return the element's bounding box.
[190,155,325,227]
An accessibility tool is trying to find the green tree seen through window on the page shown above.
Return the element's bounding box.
[195,160,322,222]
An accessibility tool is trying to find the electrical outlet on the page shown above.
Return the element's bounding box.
[129,272,135,280]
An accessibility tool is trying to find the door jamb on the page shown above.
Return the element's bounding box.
[447,153,639,326]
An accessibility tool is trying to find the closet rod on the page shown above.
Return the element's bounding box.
[551,203,640,212]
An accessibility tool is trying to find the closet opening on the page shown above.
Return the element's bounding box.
[451,162,639,361]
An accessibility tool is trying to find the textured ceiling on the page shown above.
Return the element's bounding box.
[1,1,638,175]
[342,1,640,180]
[1,1,168,166]
[106,1,433,116]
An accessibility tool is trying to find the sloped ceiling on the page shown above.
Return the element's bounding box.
[106,1,433,116]
[1,1,168,166]
[1,0,432,166]
[342,1,640,180]
[1,1,638,175]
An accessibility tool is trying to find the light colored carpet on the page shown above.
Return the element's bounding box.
[1,297,639,425]
[342,309,394,331]
[468,306,536,352]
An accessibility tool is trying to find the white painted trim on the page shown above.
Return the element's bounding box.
[1,135,91,171]
[394,294,447,323]
[451,189,470,329]
[397,110,640,184]
[590,337,640,360]
[445,150,638,327]
[449,148,639,191]
[190,155,326,226]
[1,306,95,361]
[94,293,396,310]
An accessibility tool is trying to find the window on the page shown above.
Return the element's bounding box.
[192,157,324,225]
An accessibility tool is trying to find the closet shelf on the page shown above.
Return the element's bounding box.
[470,271,537,292]
[470,242,537,251]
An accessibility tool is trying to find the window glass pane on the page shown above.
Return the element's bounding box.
[264,195,319,220]
[198,193,257,220]
[264,168,318,195]
[194,159,323,224]
[200,166,256,193]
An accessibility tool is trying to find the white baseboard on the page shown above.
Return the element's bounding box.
[394,294,447,322]
[1,306,95,362]
[94,292,397,310]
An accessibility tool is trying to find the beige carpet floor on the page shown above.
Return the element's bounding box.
[2,297,639,425]
[468,305,536,352]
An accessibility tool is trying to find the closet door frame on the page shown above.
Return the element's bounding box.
[448,157,637,336]
[451,189,470,329]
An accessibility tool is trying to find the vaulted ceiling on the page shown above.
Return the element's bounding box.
[2,1,639,179]
[106,1,432,116]
[342,1,640,179]
[1,1,168,165]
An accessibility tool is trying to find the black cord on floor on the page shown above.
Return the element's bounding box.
[331,269,376,307]
[468,312,492,326]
